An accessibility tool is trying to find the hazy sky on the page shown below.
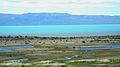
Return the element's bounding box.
[0,0,120,15]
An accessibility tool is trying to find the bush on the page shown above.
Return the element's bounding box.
[110,59,120,63]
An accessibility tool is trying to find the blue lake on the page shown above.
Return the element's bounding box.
[0,24,120,36]
[0,46,33,52]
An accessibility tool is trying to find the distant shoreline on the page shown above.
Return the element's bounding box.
[0,24,120,26]
[0,34,120,37]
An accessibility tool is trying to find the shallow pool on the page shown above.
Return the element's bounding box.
[0,46,33,52]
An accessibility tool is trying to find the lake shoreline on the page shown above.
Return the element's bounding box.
[0,35,120,46]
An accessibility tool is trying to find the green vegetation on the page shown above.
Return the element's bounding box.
[0,35,120,67]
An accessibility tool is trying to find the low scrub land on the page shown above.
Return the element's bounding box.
[0,35,120,67]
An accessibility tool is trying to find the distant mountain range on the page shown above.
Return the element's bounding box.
[0,13,120,25]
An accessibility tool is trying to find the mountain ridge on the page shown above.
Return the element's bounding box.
[0,13,120,26]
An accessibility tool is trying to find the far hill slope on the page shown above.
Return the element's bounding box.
[0,13,120,25]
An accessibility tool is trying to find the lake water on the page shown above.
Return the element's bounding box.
[1,44,120,52]
[5,58,28,63]
[0,24,120,36]
[72,44,120,50]
[0,46,33,52]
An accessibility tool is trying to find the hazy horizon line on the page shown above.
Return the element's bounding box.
[0,12,120,16]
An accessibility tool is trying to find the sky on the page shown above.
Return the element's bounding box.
[0,0,120,15]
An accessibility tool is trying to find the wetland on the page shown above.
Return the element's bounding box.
[0,35,120,67]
